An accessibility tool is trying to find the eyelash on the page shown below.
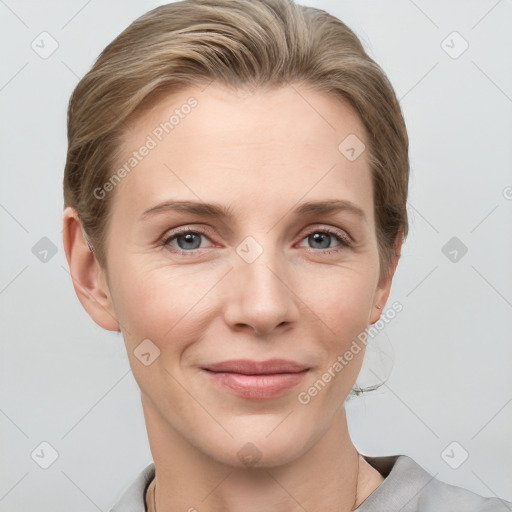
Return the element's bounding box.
[161,226,353,256]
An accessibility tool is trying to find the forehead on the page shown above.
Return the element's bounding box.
[111,83,373,220]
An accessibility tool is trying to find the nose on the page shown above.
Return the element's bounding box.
[222,244,299,337]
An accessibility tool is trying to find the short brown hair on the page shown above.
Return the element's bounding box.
[63,0,409,276]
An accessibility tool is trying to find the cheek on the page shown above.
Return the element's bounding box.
[304,264,377,332]
[297,267,376,393]
[108,262,210,400]
[107,256,224,349]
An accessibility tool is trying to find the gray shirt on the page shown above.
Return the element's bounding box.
[109,454,511,511]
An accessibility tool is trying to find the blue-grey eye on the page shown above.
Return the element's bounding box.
[308,232,334,249]
[174,232,203,250]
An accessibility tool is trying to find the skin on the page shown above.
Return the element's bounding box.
[63,83,401,511]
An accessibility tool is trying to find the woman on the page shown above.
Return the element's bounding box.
[62,0,511,510]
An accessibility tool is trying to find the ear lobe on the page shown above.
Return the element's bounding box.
[62,207,120,331]
[369,231,403,324]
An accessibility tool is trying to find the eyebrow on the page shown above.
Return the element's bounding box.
[139,199,366,221]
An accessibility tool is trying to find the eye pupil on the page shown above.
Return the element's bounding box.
[310,232,330,249]
[177,232,201,250]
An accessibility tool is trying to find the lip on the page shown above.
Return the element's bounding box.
[203,359,309,374]
[201,359,310,399]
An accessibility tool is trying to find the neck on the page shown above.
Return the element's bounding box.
[141,392,383,512]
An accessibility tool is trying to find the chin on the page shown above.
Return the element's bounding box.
[202,423,315,469]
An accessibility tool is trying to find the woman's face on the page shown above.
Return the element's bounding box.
[93,83,395,467]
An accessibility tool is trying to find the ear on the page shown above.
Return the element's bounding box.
[62,207,120,331]
[369,231,403,324]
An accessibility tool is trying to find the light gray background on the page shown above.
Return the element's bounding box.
[1,0,511,510]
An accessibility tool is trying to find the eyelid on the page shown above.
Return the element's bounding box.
[160,225,217,250]
[297,225,354,251]
[162,225,215,239]
[300,223,353,241]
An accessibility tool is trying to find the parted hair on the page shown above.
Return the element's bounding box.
[63,0,409,277]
